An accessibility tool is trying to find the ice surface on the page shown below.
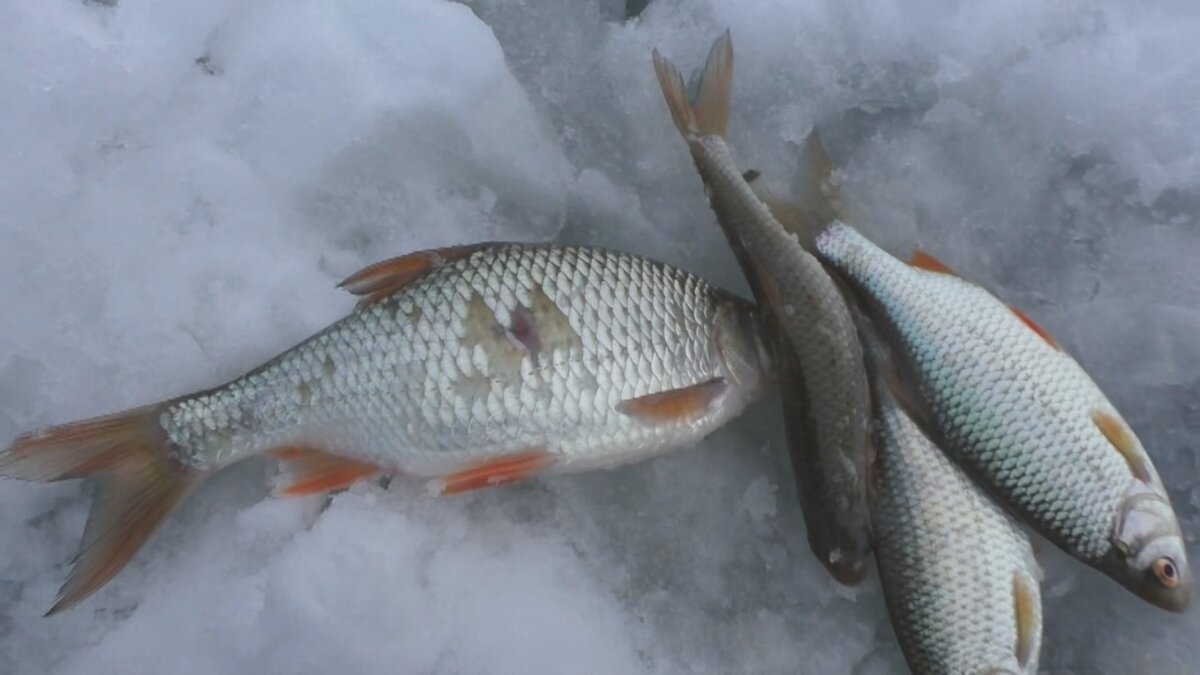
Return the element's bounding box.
[2,0,1198,672]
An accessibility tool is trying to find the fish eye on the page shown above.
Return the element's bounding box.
[1152,557,1180,588]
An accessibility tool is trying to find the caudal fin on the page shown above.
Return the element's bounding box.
[0,405,203,615]
[652,30,733,138]
[743,130,844,249]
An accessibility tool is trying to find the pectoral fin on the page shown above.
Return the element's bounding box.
[616,378,728,424]
[1091,410,1154,484]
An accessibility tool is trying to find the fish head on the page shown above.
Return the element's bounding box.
[713,298,773,391]
[1104,483,1192,612]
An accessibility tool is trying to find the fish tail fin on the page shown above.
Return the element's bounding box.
[652,30,733,139]
[744,130,844,249]
[0,404,203,615]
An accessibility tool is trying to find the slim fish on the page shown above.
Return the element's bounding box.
[863,317,1043,675]
[652,32,872,584]
[0,242,773,614]
[763,135,1191,612]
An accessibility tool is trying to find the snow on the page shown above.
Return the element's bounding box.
[2,0,1198,672]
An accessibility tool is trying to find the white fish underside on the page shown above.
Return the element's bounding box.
[161,244,767,477]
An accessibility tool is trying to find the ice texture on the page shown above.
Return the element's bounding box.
[2,0,1198,672]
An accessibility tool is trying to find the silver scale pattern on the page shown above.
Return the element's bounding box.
[159,244,766,477]
[818,221,1134,562]
[871,371,1041,674]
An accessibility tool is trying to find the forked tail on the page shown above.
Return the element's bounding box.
[0,405,204,615]
[652,30,733,139]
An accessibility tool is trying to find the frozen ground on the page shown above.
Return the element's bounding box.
[1,0,1198,672]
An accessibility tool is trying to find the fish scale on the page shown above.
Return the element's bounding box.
[653,33,873,584]
[0,241,775,614]
[157,244,765,477]
[815,220,1190,611]
[841,230,1127,541]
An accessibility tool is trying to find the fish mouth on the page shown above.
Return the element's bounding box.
[1127,560,1192,613]
[1105,486,1192,612]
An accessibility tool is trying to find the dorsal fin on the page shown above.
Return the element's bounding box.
[1008,306,1061,350]
[908,250,959,276]
[796,130,842,226]
[744,131,844,250]
[339,243,493,308]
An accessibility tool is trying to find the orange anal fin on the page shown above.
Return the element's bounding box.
[429,450,553,496]
[615,377,727,423]
[907,249,959,276]
[1091,410,1154,484]
[272,447,384,497]
[1009,305,1061,350]
[339,243,494,308]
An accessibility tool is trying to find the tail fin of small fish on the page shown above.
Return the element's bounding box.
[652,30,733,139]
[744,131,844,249]
[0,405,204,615]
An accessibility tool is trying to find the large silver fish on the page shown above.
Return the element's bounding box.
[0,242,773,614]
[862,317,1043,675]
[652,32,872,584]
[760,136,1191,612]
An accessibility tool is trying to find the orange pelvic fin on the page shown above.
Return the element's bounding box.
[271,447,383,497]
[1013,572,1040,669]
[1008,306,1061,350]
[616,377,727,423]
[0,404,203,616]
[1091,410,1153,484]
[429,450,553,496]
[339,243,492,308]
[907,250,959,276]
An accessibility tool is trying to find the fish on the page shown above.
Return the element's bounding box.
[0,242,774,615]
[862,315,1043,675]
[652,32,872,584]
[757,134,1192,612]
